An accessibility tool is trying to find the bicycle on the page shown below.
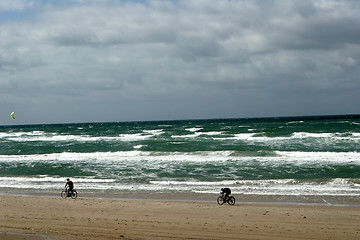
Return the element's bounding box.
[61,188,78,199]
[217,193,235,205]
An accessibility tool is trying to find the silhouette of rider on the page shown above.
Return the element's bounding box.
[221,187,231,201]
[65,178,74,197]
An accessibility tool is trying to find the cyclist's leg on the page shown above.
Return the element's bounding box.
[67,188,73,197]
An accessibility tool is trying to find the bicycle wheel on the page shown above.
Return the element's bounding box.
[71,190,77,199]
[228,196,235,205]
[61,190,67,199]
[217,196,225,205]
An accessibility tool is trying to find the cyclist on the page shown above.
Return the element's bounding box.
[221,187,231,202]
[65,178,74,197]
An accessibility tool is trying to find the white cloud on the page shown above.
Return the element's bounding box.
[0,0,33,12]
[1,0,360,124]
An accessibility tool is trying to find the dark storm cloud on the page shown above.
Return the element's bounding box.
[1,0,359,124]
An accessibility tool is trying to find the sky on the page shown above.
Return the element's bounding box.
[1,0,360,125]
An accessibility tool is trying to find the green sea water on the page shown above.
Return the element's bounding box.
[1,115,360,203]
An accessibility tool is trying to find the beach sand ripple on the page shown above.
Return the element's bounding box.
[0,195,359,240]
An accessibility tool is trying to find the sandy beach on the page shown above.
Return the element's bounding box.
[0,195,359,240]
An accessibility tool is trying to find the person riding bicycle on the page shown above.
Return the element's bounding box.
[221,187,231,202]
[65,178,74,197]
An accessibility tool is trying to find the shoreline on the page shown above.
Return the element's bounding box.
[1,194,359,240]
[1,190,360,208]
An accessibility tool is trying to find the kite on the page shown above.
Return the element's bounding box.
[11,112,16,120]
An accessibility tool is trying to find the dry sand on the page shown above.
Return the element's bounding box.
[0,195,359,240]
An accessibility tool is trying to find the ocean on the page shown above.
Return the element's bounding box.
[1,115,360,205]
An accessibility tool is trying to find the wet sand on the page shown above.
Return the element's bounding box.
[0,195,359,240]
[0,232,51,240]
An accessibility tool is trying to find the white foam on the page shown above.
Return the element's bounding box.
[142,129,164,135]
[213,133,256,140]
[202,131,223,135]
[0,175,359,196]
[0,176,117,190]
[213,131,360,143]
[0,176,116,183]
[149,178,360,196]
[171,133,199,138]
[150,180,240,186]
[4,129,359,146]
[1,150,360,165]
[117,133,152,141]
[5,132,160,142]
[274,151,360,164]
[292,132,333,138]
[185,127,203,132]
[286,121,304,124]
[172,131,223,138]
[0,128,167,143]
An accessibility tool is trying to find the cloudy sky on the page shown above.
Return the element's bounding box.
[1,0,359,125]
